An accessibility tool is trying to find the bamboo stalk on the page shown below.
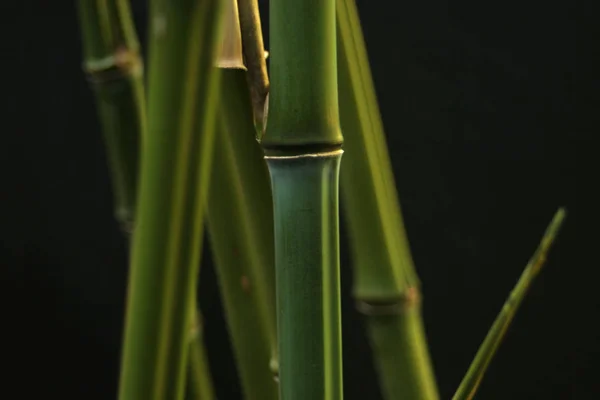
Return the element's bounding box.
[453,208,566,400]
[78,1,217,398]
[207,70,278,400]
[76,0,145,233]
[117,0,224,398]
[262,0,343,398]
[336,0,439,398]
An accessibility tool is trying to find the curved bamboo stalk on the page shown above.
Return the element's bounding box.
[453,208,566,400]
[336,0,439,398]
[117,0,224,398]
[263,0,344,398]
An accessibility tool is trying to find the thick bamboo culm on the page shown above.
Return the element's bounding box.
[453,208,566,400]
[336,0,439,399]
[117,0,224,399]
[76,0,145,233]
[263,0,344,398]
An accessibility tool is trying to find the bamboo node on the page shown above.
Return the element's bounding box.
[83,47,142,84]
[356,287,421,316]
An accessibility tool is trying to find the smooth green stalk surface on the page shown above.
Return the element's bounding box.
[118,0,224,398]
[263,0,342,148]
[336,0,439,398]
[266,151,344,400]
[453,208,566,400]
[264,0,344,398]
[77,0,145,231]
[207,69,277,400]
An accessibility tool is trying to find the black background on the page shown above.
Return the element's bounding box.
[2,1,597,399]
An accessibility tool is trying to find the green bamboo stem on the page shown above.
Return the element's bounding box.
[453,208,566,400]
[76,0,145,232]
[117,0,224,399]
[263,0,343,398]
[206,69,278,400]
[236,0,269,135]
[336,0,439,398]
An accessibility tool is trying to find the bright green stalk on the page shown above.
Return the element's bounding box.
[336,0,439,398]
[76,0,145,232]
[263,0,343,399]
[453,208,566,400]
[206,69,278,399]
[117,0,224,399]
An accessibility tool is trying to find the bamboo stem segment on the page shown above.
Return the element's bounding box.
[265,151,344,400]
[76,0,145,232]
[453,208,567,400]
[336,0,439,398]
[117,0,224,398]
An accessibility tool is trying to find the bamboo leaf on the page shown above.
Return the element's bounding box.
[453,208,567,400]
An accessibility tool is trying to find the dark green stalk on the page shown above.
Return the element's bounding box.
[263,0,343,398]
[207,69,278,400]
[76,0,145,232]
[336,0,439,398]
[117,0,224,399]
[236,0,269,135]
[453,208,566,400]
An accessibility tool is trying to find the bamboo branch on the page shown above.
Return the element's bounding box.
[453,208,567,400]
[263,0,344,398]
[336,0,439,398]
[236,0,269,136]
[117,0,224,398]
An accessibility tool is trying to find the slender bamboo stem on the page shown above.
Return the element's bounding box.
[336,0,439,398]
[453,208,566,400]
[76,0,145,232]
[117,0,224,398]
[263,0,343,398]
[236,0,269,135]
[207,69,278,400]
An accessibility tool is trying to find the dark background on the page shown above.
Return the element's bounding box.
[2,0,596,399]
